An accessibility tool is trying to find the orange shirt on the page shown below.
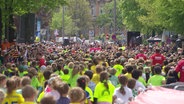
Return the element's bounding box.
[1,42,10,50]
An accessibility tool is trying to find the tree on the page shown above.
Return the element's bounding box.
[66,0,92,36]
[95,2,112,28]
[0,0,67,15]
[50,7,79,36]
[159,0,184,34]
[119,0,146,32]
[120,0,184,35]
[95,0,124,33]
[136,0,168,34]
[0,0,67,42]
[95,14,111,28]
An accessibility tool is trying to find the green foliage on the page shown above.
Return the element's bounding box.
[50,7,79,36]
[95,0,124,30]
[0,0,67,24]
[96,14,111,27]
[136,0,166,33]
[66,0,92,34]
[95,2,112,28]
[0,0,67,38]
[51,0,91,36]
[120,0,184,34]
[137,0,184,34]
[6,0,66,15]
[120,0,146,32]
[162,0,184,34]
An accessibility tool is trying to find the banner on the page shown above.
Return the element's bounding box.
[37,20,41,37]
[130,87,184,104]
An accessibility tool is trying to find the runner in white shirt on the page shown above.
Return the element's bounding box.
[132,69,146,92]
[113,75,133,104]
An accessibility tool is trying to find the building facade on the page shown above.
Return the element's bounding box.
[88,0,112,37]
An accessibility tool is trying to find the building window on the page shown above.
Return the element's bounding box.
[91,5,94,16]
[92,5,96,17]
[99,4,104,14]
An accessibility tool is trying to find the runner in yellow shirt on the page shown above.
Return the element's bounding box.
[94,71,115,104]
[91,58,99,74]
[124,64,134,79]
[92,65,103,85]
[29,68,41,89]
[2,78,24,104]
[113,59,124,76]
[68,65,80,87]
[60,69,70,82]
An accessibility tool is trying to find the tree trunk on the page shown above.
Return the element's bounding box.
[4,0,15,43]
[7,14,15,43]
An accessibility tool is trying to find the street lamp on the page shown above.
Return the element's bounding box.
[114,0,116,35]
[62,6,65,42]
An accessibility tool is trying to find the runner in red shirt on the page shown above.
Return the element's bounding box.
[150,49,165,66]
[135,49,147,60]
[175,58,184,82]
[37,53,46,67]
[39,57,46,67]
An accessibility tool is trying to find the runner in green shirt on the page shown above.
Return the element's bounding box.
[94,71,115,104]
[148,66,166,86]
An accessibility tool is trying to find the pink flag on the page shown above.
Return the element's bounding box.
[130,87,184,104]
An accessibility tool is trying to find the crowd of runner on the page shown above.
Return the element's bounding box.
[0,39,183,104]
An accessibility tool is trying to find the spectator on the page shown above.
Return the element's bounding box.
[22,85,37,104]
[113,59,124,76]
[60,69,70,83]
[148,66,166,86]
[174,56,184,82]
[124,64,134,79]
[2,78,24,104]
[132,69,146,91]
[109,68,119,87]
[135,49,147,60]
[44,77,61,101]
[84,70,96,92]
[11,76,22,94]
[144,67,151,83]
[38,65,46,87]
[28,67,40,89]
[113,75,133,104]
[0,74,6,92]
[94,71,115,104]
[56,82,70,104]
[67,62,75,75]
[21,76,31,87]
[77,76,92,104]
[150,48,165,66]
[68,65,80,87]
[69,87,85,104]
[40,96,56,104]
[127,78,137,97]
[1,38,184,104]
[166,70,177,84]
[92,65,103,85]
[0,90,5,104]
[137,66,147,87]
[1,39,10,51]
[83,75,94,103]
